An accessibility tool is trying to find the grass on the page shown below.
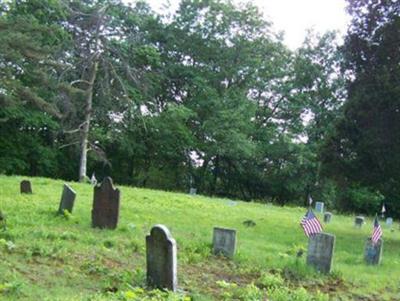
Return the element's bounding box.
[0,175,399,300]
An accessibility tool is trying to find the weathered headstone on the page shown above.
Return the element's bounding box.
[189,188,197,195]
[306,232,335,274]
[20,180,32,194]
[146,225,177,291]
[386,217,393,227]
[324,212,332,223]
[315,202,324,213]
[212,227,236,258]
[91,177,120,229]
[354,216,365,228]
[58,184,76,214]
[364,238,383,265]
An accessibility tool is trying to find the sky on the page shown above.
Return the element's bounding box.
[145,0,351,49]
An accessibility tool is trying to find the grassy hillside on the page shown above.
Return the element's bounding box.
[0,176,399,300]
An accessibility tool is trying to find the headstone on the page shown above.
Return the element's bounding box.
[306,232,335,274]
[58,184,76,214]
[386,217,393,227]
[212,227,236,258]
[91,177,120,229]
[20,180,32,194]
[146,225,177,291]
[354,216,365,228]
[324,212,332,223]
[364,238,383,265]
[189,188,197,195]
[315,202,324,213]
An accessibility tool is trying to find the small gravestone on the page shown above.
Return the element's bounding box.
[355,216,365,228]
[306,232,335,274]
[58,184,76,214]
[189,188,197,195]
[91,177,120,229]
[212,227,236,258]
[315,202,324,213]
[364,238,383,265]
[20,180,32,194]
[146,225,177,291]
[324,212,332,223]
[386,217,393,227]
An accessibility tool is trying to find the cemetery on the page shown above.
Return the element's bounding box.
[1,0,400,300]
[0,175,399,300]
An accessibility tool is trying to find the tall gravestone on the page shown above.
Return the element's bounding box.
[354,216,365,228]
[146,225,177,291]
[307,233,335,274]
[315,202,324,213]
[364,238,383,265]
[212,227,237,258]
[58,184,76,214]
[91,177,120,229]
[324,212,332,223]
[20,180,32,194]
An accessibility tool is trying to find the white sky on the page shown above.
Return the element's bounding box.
[145,0,351,49]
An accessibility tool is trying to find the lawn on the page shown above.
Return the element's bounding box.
[0,175,399,300]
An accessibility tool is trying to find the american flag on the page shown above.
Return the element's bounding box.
[300,209,323,237]
[371,216,383,244]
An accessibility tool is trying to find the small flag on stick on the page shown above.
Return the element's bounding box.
[371,216,383,244]
[300,209,323,237]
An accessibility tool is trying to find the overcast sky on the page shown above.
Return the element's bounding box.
[145,0,351,49]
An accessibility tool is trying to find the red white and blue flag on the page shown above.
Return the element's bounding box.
[300,209,323,237]
[371,216,383,244]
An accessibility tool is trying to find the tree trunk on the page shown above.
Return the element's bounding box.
[79,60,98,182]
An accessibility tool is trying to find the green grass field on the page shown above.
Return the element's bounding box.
[0,175,399,300]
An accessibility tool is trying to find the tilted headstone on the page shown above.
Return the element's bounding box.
[91,177,120,229]
[20,180,32,194]
[364,238,383,265]
[58,184,76,214]
[189,188,197,195]
[315,202,324,213]
[354,216,365,228]
[306,232,335,274]
[146,225,177,291]
[386,217,393,227]
[212,227,236,258]
[324,212,332,223]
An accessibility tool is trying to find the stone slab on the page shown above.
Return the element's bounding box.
[315,202,324,213]
[212,227,236,258]
[364,238,383,265]
[355,216,365,228]
[306,232,335,274]
[20,180,32,194]
[146,225,177,291]
[324,212,332,223]
[58,184,76,214]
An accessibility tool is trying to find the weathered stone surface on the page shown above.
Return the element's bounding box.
[91,177,120,229]
[212,227,236,258]
[315,202,324,213]
[189,188,197,195]
[364,238,383,265]
[355,216,365,228]
[146,225,177,291]
[58,184,76,214]
[386,217,393,226]
[20,180,32,194]
[306,232,335,274]
[324,212,332,223]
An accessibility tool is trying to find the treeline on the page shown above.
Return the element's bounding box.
[0,0,399,216]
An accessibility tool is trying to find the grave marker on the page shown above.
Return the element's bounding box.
[364,238,383,265]
[386,217,393,227]
[189,188,197,195]
[315,202,324,213]
[20,180,32,194]
[306,232,335,274]
[323,212,332,223]
[146,225,177,291]
[355,216,365,228]
[212,227,236,258]
[91,177,120,229]
[58,184,76,214]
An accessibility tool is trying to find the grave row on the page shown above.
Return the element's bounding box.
[19,179,384,291]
